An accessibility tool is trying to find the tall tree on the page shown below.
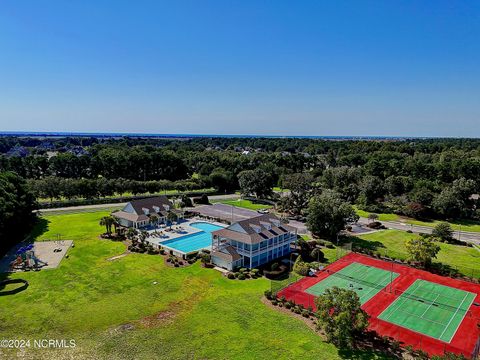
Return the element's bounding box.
[279,173,316,215]
[315,287,369,347]
[306,190,359,239]
[405,235,440,267]
[237,169,273,198]
[0,171,37,255]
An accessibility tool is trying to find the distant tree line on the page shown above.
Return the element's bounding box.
[28,177,206,201]
[1,136,480,220]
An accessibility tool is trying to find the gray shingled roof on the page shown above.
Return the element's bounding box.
[129,196,173,215]
[212,214,296,244]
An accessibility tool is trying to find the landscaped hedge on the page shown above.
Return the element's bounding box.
[263,264,289,279]
[38,190,217,209]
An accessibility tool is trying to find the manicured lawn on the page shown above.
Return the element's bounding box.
[300,235,338,263]
[0,210,390,359]
[405,218,480,233]
[215,199,272,211]
[355,230,480,278]
[353,206,399,222]
[353,206,480,232]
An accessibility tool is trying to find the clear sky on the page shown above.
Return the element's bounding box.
[0,1,479,137]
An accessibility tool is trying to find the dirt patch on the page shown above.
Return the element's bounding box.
[139,310,176,328]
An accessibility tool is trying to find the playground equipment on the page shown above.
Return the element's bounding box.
[9,246,48,271]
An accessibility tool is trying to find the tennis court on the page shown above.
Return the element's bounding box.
[378,279,476,343]
[305,262,399,304]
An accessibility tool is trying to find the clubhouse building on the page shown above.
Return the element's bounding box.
[211,214,297,270]
[112,196,182,229]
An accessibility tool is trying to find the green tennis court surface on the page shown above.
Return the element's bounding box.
[305,262,399,304]
[378,279,476,342]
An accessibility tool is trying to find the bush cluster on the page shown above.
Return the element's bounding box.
[226,267,262,280]
[264,291,314,318]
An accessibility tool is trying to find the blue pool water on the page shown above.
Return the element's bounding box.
[161,222,224,253]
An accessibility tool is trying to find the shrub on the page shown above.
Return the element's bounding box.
[270,262,279,271]
[237,273,246,280]
[174,263,179,267]
[239,268,247,273]
[227,272,235,280]
[264,289,273,299]
[293,256,310,276]
[285,303,292,309]
[367,221,383,229]
[301,309,310,317]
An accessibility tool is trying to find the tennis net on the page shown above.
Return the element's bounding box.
[393,288,472,316]
[326,270,391,291]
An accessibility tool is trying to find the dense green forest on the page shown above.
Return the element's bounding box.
[0,171,37,254]
[1,136,479,221]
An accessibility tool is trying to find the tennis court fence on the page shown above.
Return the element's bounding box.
[369,317,477,359]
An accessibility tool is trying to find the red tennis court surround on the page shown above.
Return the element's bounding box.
[278,253,480,358]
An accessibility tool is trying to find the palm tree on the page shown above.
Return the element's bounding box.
[99,216,115,236]
[166,211,178,229]
[149,213,160,227]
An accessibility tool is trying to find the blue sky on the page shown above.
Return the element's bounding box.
[0,1,479,137]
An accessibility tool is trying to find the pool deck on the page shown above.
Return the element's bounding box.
[145,218,225,248]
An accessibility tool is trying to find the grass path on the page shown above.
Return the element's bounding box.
[213,198,272,211]
[0,210,392,359]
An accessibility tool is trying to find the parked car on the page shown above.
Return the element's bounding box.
[257,208,269,214]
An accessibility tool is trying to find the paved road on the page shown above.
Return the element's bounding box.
[357,217,480,246]
[36,194,241,213]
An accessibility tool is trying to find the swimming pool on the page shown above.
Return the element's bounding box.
[160,222,224,253]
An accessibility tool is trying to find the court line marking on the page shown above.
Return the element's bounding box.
[379,280,424,322]
[392,306,449,328]
[419,292,441,318]
[439,292,470,342]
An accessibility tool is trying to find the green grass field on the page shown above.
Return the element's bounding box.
[0,210,393,359]
[355,230,480,278]
[353,207,400,222]
[353,206,480,232]
[379,280,475,342]
[306,263,398,304]
[405,218,480,233]
[215,198,272,210]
